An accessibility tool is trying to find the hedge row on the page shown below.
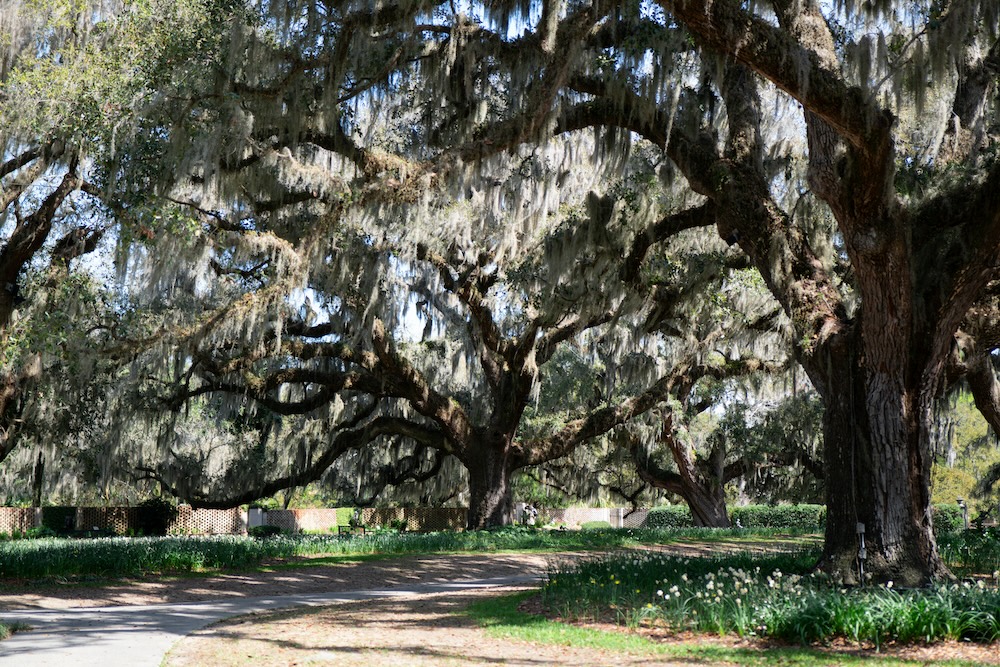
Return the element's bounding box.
[642,504,826,529]
[643,503,966,533]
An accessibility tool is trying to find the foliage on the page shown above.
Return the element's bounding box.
[0,621,30,640]
[544,550,1000,646]
[932,504,966,535]
[247,525,283,538]
[730,505,826,530]
[645,505,825,530]
[467,592,987,667]
[643,506,696,529]
[0,526,57,540]
[937,528,1000,578]
[580,521,612,530]
[135,497,179,536]
[336,507,357,526]
[40,506,77,533]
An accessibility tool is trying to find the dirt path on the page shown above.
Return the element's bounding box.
[165,587,688,667]
[0,552,566,610]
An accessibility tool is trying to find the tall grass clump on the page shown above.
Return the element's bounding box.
[0,536,304,578]
[0,621,29,639]
[543,549,1000,646]
[0,526,817,580]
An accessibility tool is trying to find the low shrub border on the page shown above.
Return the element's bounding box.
[642,503,968,534]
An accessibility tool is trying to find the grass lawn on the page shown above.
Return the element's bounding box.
[466,591,997,667]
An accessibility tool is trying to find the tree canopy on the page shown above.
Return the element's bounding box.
[2,0,1000,585]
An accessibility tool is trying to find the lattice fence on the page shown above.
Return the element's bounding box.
[362,507,467,532]
[622,509,649,528]
[0,507,37,534]
[262,510,298,533]
[0,506,246,535]
[263,509,341,533]
[173,507,247,535]
[78,507,138,533]
[1,505,650,535]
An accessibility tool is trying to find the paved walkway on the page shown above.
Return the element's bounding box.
[0,574,540,666]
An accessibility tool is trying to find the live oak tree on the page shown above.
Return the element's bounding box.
[87,0,1000,583]
[100,1,737,527]
[370,0,998,584]
[646,0,1000,585]
[521,252,796,527]
[136,174,760,528]
[0,1,216,467]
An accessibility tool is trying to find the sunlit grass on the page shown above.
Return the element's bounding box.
[543,549,1000,646]
[466,592,986,666]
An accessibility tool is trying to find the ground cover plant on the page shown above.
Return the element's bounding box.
[467,592,992,667]
[542,549,1000,647]
[0,526,810,579]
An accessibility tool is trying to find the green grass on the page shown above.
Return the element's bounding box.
[465,592,986,666]
[0,526,816,580]
[0,621,30,639]
[543,549,1000,647]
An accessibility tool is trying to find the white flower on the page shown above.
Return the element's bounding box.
[886,580,893,589]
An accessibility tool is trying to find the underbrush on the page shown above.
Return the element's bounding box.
[543,549,1000,647]
[937,527,1000,578]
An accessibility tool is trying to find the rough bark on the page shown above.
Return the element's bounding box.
[464,435,515,529]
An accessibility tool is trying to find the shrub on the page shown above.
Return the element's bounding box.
[136,498,179,536]
[248,525,283,538]
[41,506,77,533]
[730,504,825,529]
[336,507,358,526]
[644,504,826,530]
[643,506,694,529]
[932,503,964,535]
[580,521,611,530]
[938,526,1000,575]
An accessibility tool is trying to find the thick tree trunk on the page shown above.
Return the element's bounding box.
[808,334,947,586]
[629,424,732,528]
[465,439,514,529]
[682,481,730,528]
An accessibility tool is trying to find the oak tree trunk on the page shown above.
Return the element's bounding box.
[465,438,514,529]
[808,332,947,586]
[682,480,730,528]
